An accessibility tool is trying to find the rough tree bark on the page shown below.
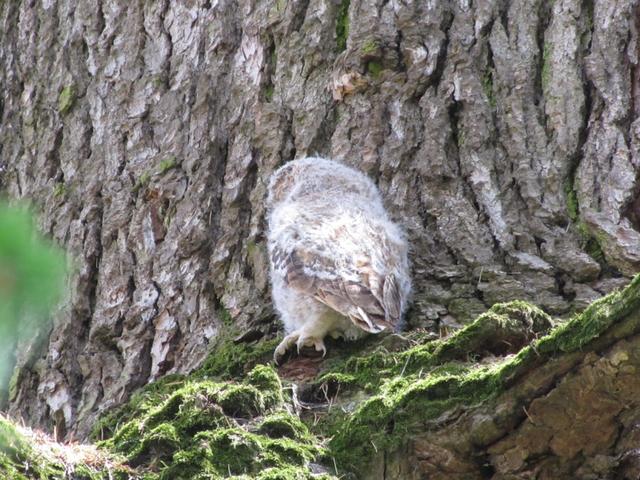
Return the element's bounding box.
[0,0,639,441]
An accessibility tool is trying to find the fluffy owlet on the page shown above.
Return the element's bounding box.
[266,157,411,364]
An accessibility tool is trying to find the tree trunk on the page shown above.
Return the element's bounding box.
[0,0,638,440]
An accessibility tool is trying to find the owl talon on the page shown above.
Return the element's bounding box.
[296,336,326,357]
[313,339,327,357]
[274,332,328,364]
[296,336,306,354]
[274,332,300,365]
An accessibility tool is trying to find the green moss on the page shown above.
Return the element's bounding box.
[152,76,165,89]
[536,274,640,352]
[158,157,177,174]
[53,182,67,198]
[201,428,262,474]
[541,41,551,91]
[58,85,76,115]
[562,177,606,263]
[92,332,279,445]
[275,0,286,13]
[167,428,320,477]
[361,38,378,55]
[254,466,334,480]
[265,85,275,102]
[90,327,329,477]
[431,300,551,360]
[335,0,350,52]
[218,384,265,417]
[199,336,276,378]
[133,171,152,193]
[482,68,496,108]
[584,235,605,263]
[1,419,31,465]
[103,379,245,459]
[93,335,321,475]
[564,178,579,221]
[573,220,605,263]
[91,374,186,441]
[459,127,467,147]
[199,333,278,380]
[366,61,382,78]
[98,362,330,479]
[327,362,504,472]
[145,383,223,429]
[218,307,233,325]
[315,301,549,396]
[132,422,181,460]
[245,364,283,408]
[258,413,310,441]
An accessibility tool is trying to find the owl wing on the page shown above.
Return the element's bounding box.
[270,245,402,333]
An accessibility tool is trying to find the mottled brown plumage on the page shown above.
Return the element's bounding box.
[267,157,411,364]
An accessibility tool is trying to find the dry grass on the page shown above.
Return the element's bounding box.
[1,413,135,478]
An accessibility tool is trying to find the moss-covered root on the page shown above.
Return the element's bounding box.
[327,275,640,475]
[316,300,553,393]
[99,365,335,479]
[0,415,132,480]
[432,300,553,361]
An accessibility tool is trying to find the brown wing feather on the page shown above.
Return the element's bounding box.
[271,247,400,332]
[382,274,401,322]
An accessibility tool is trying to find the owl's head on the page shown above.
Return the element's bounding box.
[267,157,384,211]
[266,161,298,209]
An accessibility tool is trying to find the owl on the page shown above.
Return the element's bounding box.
[266,157,411,364]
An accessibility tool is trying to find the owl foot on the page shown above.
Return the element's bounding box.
[274,332,301,365]
[296,336,326,358]
[273,331,327,365]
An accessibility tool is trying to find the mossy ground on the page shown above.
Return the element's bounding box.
[0,415,132,479]
[89,322,333,480]
[94,363,333,480]
[3,275,640,479]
